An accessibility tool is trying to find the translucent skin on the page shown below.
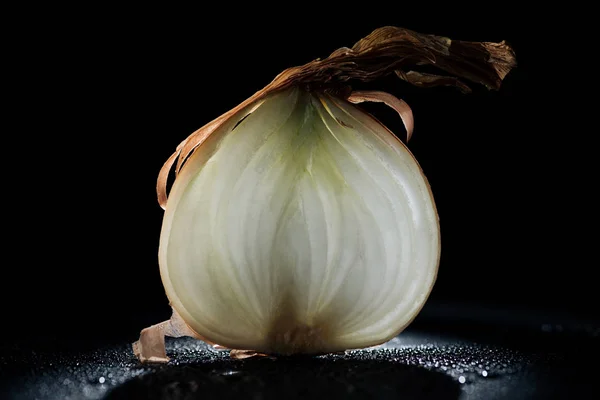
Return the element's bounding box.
[159,87,440,355]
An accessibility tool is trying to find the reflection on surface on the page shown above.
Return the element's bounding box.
[105,357,461,400]
[2,320,598,400]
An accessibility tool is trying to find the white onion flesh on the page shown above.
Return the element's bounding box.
[159,87,440,355]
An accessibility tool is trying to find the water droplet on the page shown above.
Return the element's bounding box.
[99,377,105,384]
[458,376,466,384]
[481,370,488,377]
[219,370,241,376]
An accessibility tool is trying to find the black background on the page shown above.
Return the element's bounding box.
[4,7,592,345]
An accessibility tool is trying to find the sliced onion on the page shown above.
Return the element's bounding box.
[157,87,440,355]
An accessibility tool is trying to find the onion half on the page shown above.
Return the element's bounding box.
[132,26,515,362]
[159,88,439,355]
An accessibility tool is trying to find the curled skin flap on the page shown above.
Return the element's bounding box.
[347,90,414,142]
[229,350,270,360]
[132,308,214,363]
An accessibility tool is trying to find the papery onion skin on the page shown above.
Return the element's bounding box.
[158,87,440,355]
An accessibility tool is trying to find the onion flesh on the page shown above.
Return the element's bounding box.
[159,87,440,355]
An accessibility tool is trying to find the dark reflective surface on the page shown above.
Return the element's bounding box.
[106,357,460,400]
[1,312,598,400]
